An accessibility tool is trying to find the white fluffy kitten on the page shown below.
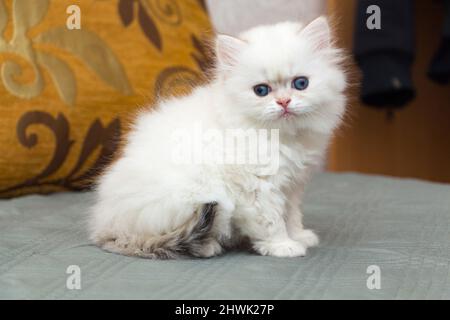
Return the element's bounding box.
[89,17,347,259]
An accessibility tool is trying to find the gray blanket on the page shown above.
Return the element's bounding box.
[0,173,449,299]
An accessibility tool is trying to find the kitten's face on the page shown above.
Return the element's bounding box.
[216,18,347,133]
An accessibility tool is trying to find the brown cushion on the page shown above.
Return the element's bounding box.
[0,0,212,198]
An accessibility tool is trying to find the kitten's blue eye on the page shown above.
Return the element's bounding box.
[292,76,309,90]
[253,84,271,97]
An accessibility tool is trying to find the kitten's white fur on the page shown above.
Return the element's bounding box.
[89,17,347,258]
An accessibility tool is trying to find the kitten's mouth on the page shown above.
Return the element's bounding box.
[280,110,295,119]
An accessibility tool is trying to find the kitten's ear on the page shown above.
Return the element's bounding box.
[299,16,331,51]
[216,34,246,68]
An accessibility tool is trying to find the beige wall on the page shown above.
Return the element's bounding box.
[205,0,326,35]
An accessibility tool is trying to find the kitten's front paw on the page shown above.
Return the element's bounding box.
[254,239,306,258]
[291,229,319,248]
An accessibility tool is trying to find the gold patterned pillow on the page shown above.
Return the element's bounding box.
[0,0,212,197]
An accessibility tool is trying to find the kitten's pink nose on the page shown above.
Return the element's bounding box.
[276,98,291,109]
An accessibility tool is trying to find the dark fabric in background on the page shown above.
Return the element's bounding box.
[353,0,416,109]
[354,0,450,108]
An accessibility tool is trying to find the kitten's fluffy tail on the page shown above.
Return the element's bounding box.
[100,202,219,259]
